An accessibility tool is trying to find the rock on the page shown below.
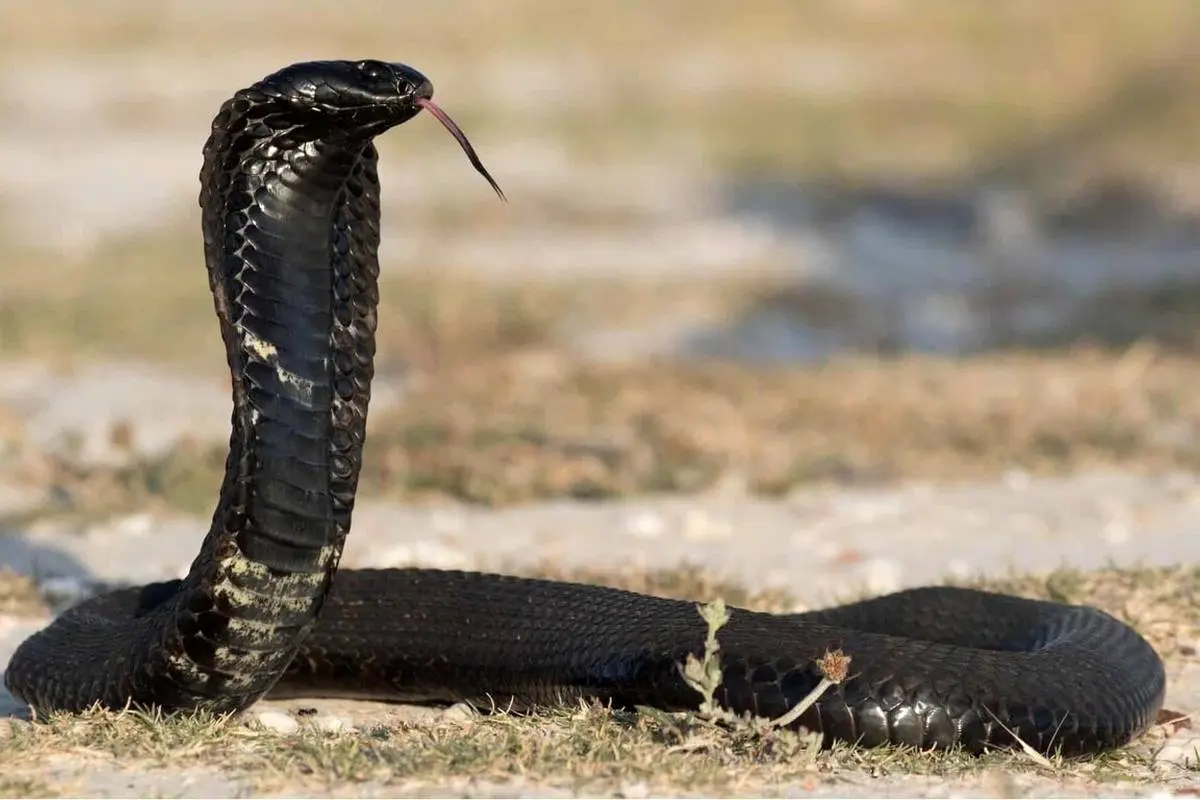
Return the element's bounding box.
[308,715,349,734]
[1155,729,1200,768]
[254,709,299,735]
[440,702,477,723]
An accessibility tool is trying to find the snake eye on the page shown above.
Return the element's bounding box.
[357,60,389,83]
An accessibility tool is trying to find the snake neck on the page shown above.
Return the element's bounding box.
[161,94,384,709]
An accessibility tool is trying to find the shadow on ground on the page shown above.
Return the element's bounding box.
[694,49,1200,363]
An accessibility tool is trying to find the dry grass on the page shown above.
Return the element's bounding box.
[1,563,1195,797]
[17,343,1195,517]
[0,777,57,799]
[358,345,1200,504]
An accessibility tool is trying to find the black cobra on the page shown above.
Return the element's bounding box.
[3,60,1166,757]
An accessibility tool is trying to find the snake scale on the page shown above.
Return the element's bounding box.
[3,60,1167,757]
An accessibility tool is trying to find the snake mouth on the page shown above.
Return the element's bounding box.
[416,97,506,201]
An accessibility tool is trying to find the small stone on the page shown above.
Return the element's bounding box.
[1102,518,1130,545]
[114,513,153,537]
[440,702,477,723]
[255,710,299,734]
[625,511,664,540]
[1155,730,1200,768]
[681,509,731,542]
[309,715,348,734]
[1003,470,1032,490]
[619,781,650,799]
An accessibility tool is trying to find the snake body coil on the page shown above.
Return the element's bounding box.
[4,60,1166,757]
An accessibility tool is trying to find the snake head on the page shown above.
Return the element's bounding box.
[248,59,433,133]
[226,59,504,200]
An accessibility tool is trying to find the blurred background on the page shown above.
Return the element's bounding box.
[1,0,1198,514]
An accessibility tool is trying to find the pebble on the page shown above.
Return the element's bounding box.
[113,513,154,538]
[254,710,299,735]
[440,702,477,723]
[1003,469,1033,490]
[625,511,664,539]
[681,509,731,542]
[618,780,651,799]
[1155,729,1200,768]
[1102,514,1132,544]
[307,715,349,734]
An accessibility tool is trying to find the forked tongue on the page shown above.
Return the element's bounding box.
[416,97,506,201]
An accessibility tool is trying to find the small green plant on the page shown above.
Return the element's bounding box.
[681,598,849,733]
[681,598,731,719]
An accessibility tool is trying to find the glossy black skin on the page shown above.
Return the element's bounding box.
[6,59,419,716]
[2,60,1167,759]
[254,59,433,135]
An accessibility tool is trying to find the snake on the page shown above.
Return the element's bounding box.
[3,59,1167,757]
